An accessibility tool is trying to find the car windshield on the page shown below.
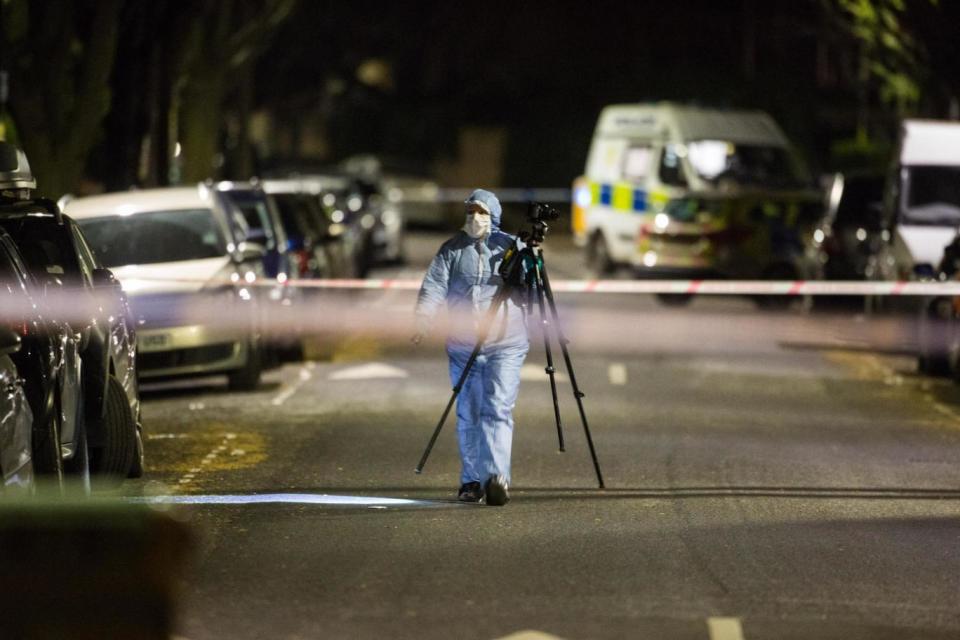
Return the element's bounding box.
[687,140,803,188]
[77,208,227,267]
[901,166,960,226]
[224,191,276,249]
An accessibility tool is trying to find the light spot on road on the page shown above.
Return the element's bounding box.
[493,631,567,640]
[127,493,439,508]
[707,617,745,640]
[148,433,189,440]
[608,363,627,385]
[329,362,409,380]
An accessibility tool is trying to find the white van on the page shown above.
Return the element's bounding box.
[872,119,960,280]
[571,103,819,282]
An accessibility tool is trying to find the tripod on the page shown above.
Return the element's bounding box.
[414,228,605,489]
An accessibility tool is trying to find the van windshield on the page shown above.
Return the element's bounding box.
[687,140,803,188]
[901,166,960,226]
[77,209,228,267]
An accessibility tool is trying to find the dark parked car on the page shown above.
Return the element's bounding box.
[0,199,143,481]
[0,324,34,491]
[0,143,90,491]
[0,224,84,492]
[814,172,886,280]
[215,181,303,360]
[262,180,338,278]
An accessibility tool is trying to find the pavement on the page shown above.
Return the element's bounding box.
[115,231,960,639]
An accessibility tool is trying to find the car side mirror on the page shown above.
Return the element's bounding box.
[0,326,21,356]
[235,241,266,263]
[92,267,121,288]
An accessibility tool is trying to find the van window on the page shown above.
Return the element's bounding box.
[622,145,652,183]
[900,166,960,226]
[688,140,800,188]
[659,145,688,187]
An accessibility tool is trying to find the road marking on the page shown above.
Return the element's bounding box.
[520,363,568,382]
[329,362,409,380]
[126,493,437,507]
[608,363,627,385]
[147,433,189,440]
[707,617,745,640]
[271,364,313,406]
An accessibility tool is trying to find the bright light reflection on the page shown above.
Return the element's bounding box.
[244,271,256,283]
[127,493,431,507]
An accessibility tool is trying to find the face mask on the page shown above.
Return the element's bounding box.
[463,213,491,239]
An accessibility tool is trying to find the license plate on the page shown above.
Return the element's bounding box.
[140,334,170,351]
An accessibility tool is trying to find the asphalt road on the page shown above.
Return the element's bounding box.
[120,231,960,639]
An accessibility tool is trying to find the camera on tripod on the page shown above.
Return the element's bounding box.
[527,201,560,223]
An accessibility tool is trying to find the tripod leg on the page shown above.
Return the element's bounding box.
[539,263,605,489]
[415,287,510,474]
[531,261,565,452]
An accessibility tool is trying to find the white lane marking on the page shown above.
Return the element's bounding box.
[174,432,237,487]
[707,617,745,640]
[329,362,409,380]
[608,363,627,385]
[520,364,569,382]
[147,433,189,440]
[271,365,312,406]
[127,493,434,507]
[188,401,205,411]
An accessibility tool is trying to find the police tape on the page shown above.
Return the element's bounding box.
[119,276,960,296]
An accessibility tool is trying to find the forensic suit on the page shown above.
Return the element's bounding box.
[414,190,529,495]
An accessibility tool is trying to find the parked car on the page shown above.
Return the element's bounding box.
[299,174,375,277]
[814,172,886,280]
[0,143,87,492]
[916,233,960,376]
[262,179,341,278]
[0,224,84,492]
[0,202,143,480]
[215,180,303,360]
[63,185,267,391]
[0,325,33,491]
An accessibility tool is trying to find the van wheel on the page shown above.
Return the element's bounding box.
[228,341,262,391]
[588,233,614,275]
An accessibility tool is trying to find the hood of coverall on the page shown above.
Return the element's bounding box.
[464,189,502,231]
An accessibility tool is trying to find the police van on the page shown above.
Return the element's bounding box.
[571,103,821,296]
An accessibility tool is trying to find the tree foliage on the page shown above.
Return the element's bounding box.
[1,0,123,197]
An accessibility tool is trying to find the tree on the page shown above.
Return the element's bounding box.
[172,0,296,183]
[1,0,123,198]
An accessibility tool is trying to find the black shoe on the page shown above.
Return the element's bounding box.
[457,481,483,503]
[484,475,510,506]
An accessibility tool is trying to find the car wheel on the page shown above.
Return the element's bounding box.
[228,340,263,391]
[587,233,614,275]
[33,390,64,495]
[90,375,137,482]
